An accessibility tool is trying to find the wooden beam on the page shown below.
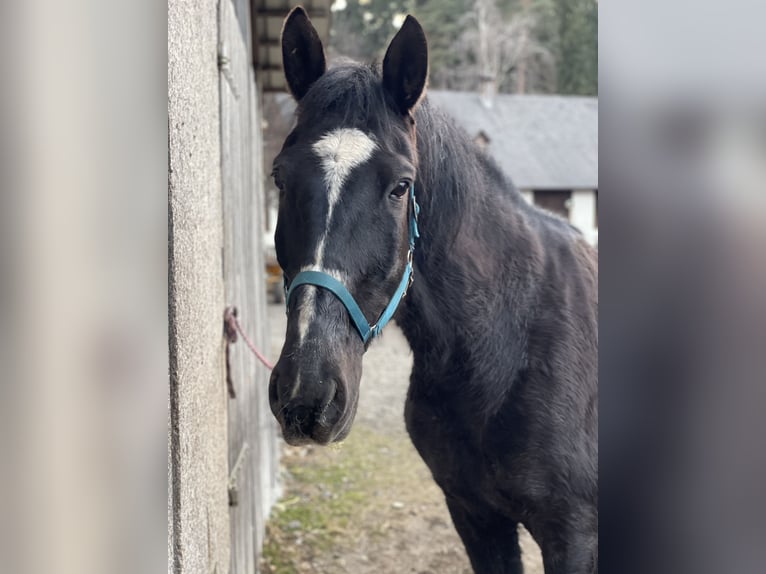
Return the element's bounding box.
[255,64,284,72]
[255,8,328,18]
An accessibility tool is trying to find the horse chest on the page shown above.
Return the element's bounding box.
[403,370,540,511]
[404,386,489,494]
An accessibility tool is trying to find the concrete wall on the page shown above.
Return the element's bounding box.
[168,0,230,573]
[169,1,279,572]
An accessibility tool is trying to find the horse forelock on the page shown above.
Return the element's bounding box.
[295,64,414,149]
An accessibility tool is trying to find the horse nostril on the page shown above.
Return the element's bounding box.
[292,405,310,425]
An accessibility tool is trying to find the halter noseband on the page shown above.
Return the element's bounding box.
[284,184,420,346]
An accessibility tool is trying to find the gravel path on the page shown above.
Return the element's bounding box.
[264,303,543,573]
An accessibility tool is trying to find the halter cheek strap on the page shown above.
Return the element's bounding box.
[284,184,421,346]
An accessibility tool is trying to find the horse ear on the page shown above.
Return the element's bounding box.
[281,7,326,101]
[382,15,428,115]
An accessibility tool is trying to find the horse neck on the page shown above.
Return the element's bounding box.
[398,103,538,371]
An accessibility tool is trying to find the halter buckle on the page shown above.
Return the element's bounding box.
[402,249,415,298]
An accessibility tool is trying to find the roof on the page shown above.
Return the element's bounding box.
[427,91,598,190]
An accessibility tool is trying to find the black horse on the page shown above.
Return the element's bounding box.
[269,8,598,573]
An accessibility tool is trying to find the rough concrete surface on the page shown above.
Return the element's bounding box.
[168,0,230,572]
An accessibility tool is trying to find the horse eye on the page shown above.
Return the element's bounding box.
[390,180,410,199]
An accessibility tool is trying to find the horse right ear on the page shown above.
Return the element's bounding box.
[383,15,429,115]
[281,7,326,101]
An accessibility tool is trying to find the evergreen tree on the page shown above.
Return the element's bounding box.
[328,0,597,96]
[329,0,413,62]
[555,0,597,95]
[412,0,475,90]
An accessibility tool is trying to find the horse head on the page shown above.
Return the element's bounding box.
[268,7,428,445]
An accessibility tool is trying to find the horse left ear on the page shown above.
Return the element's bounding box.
[281,7,327,101]
[382,15,428,115]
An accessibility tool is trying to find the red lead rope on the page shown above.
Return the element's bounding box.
[224,306,276,372]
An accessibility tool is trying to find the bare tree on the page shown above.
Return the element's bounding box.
[449,0,555,98]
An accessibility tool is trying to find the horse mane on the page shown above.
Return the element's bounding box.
[413,97,526,248]
[296,62,402,135]
[411,95,580,254]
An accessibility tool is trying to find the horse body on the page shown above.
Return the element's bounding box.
[270,9,597,573]
[400,100,598,573]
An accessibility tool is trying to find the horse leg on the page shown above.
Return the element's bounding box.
[534,516,598,574]
[445,495,524,574]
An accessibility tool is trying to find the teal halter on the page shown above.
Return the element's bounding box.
[285,184,420,345]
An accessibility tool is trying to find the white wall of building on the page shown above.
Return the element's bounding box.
[520,190,534,205]
[569,189,598,246]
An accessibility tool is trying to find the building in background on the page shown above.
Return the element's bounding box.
[428,91,598,246]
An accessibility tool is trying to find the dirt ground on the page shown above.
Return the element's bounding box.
[261,303,543,574]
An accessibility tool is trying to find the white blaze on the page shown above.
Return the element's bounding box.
[294,128,377,349]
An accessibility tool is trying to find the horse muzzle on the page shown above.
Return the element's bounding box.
[268,342,360,445]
